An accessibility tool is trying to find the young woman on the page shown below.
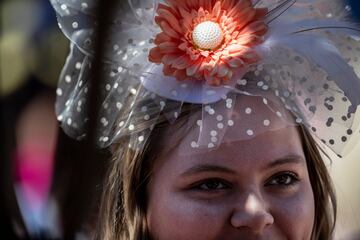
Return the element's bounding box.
[50,0,360,239]
[97,95,336,240]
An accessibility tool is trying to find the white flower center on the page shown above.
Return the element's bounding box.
[192,21,224,50]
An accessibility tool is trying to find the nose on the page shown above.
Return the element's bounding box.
[230,193,274,233]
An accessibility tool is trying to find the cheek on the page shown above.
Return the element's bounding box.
[147,189,229,239]
[270,184,315,239]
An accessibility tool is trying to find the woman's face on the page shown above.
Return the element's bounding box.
[146,124,315,240]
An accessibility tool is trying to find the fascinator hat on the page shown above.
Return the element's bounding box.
[51,0,360,157]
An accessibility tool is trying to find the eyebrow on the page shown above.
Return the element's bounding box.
[180,155,304,177]
[265,155,304,170]
[180,164,237,177]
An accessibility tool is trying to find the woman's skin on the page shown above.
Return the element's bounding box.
[146,96,315,240]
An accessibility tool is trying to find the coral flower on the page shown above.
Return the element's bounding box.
[148,0,268,85]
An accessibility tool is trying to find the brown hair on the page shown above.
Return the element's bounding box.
[95,112,337,240]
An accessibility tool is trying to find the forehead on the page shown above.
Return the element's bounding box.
[153,95,304,171]
[153,126,304,177]
[176,94,297,155]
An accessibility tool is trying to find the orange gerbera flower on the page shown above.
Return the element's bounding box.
[148,0,268,85]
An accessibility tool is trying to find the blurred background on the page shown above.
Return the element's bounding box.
[0,0,359,239]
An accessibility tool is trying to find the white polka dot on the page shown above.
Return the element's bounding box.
[81,2,88,8]
[61,4,67,10]
[263,98,268,105]
[65,75,71,83]
[103,137,109,142]
[296,118,303,123]
[205,105,211,112]
[113,83,119,89]
[210,130,218,137]
[257,81,264,87]
[130,88,137,95]
[129,124,135,131]
[211,137,218,143]
[67,118,72,126]
[209,109,215,115]
[116,102,123,110]
[141,106,148,112]
[197,120,202,127]
[262,85,269,91]
[208,143,215,148]
[276,111,282,117]
[228,120,234,126]
[245,107,252,114]
[105,84,111,91]
[56,88,63,96]
[191,141,198,148]
[263,119,271,126]
[72,22,79,29]
[216,115,223,121]
[247,129,254,136]
[119,121,125,127]
[217,123,224,129]
[138,136,144,142]
[75,62,82,69]
[237,79,247,86]
[144,115,150,120]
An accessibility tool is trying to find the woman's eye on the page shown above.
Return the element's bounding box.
[194,179,229,191]
[267,172,299,187]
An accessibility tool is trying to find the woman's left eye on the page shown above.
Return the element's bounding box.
[194,179,229,191]
[266,172,299,187]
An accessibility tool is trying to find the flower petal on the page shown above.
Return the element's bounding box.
[149,47,163,63]
[160,21,180,38]
[186,59,203,76]
[227,0,252,19]
[154,32,172,45]
[172,55,191,69]
[162,53,180,65]
[217,63,230,78]
[239,21,268,36]
[211,1,222,20]
[159,42,180,54]
[158,8,184,34]
[222,0,236,10]
[227,57,244,68]
[174,69,188,80]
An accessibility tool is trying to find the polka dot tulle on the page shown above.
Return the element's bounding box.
[51,0,360,157]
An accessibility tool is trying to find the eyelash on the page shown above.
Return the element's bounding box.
[191,172,299,192]
[266,171,300,188]
[192,178,230,192]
